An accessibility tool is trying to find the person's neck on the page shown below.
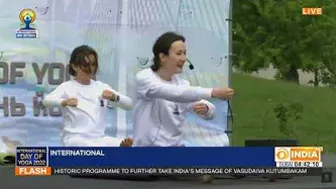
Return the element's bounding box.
[156,68,173,81]
[75,77,91,85]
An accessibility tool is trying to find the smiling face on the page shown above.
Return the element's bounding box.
[159,40,187,74]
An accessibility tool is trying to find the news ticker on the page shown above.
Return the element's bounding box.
[15,167,323,176]
[15,146,324,177]
[16,146,324,166]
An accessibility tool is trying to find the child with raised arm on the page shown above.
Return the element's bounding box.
[43,45,133,147]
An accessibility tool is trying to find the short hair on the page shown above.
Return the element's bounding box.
[69,45,99,76]
[151,32,186,71]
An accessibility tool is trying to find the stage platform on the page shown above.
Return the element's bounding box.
[1,155,335,189]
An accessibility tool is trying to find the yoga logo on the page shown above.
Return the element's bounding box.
[16,8,38,39]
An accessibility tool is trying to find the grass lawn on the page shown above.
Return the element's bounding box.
[230,73,336,154]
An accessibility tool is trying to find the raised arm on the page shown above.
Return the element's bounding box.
[136,72,213,103]
[42,83,67,108]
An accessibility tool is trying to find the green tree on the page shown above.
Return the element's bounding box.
[233,0,336,84]
[318,1,336,88]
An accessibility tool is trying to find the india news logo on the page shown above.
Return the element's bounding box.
[275,147,323,162]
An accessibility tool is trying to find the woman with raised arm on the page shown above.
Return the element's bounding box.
[132,32,234,147]
[43,45,133,147]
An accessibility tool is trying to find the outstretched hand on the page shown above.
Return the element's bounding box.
[211,88,234,100]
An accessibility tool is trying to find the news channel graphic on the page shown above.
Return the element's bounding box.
[13,146,320,177]
[50,167,318,177]
[15,147,51,176]
[16,8,38,39]
[275,147,323,168]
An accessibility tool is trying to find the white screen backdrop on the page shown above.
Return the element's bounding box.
[0,0,231,151]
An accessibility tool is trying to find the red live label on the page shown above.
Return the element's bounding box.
[302,8,322,15]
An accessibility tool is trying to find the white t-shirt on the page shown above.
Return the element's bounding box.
[42,79,132,145]
[132,68,215,147]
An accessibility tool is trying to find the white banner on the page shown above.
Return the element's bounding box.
[0,0,231,151]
